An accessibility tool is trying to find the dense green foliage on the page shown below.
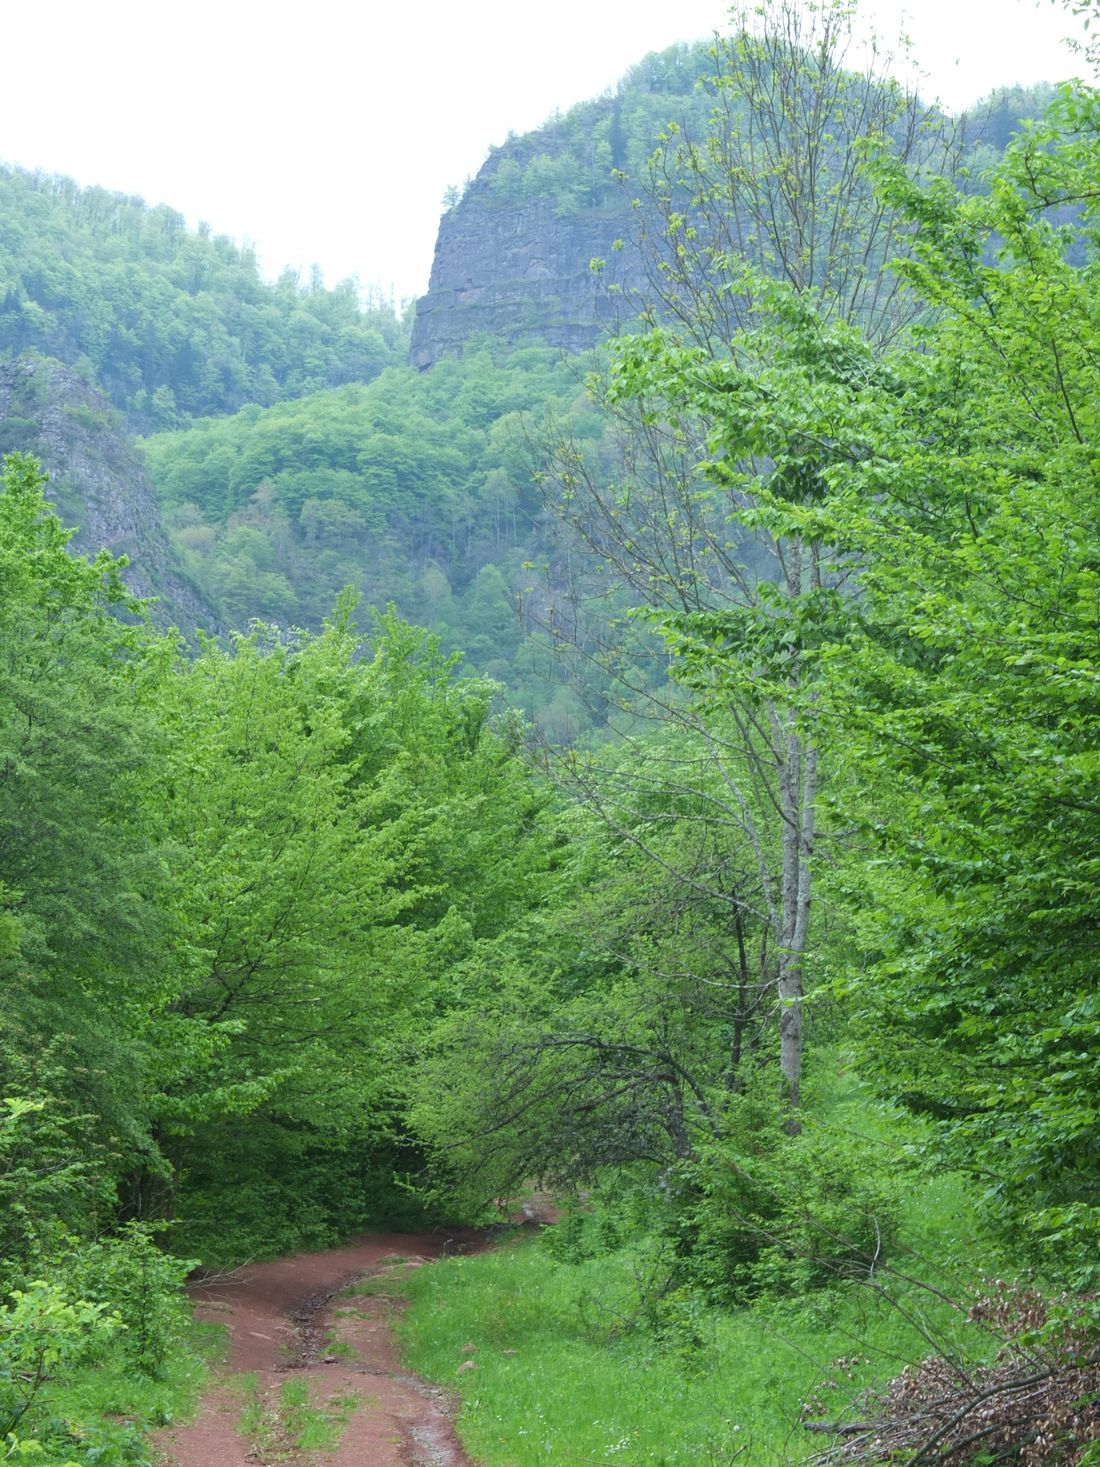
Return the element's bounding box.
[0,459,206,1459]
[402,18,1100,1462]
[140,344,647,733]
[0,454,555,1453]
[824,97,1100,1283]
[2,5,1098,1463]
[589,74,1100,1283]
[484,43,713,215]
[0,164,407,429]
[142,345,575,618]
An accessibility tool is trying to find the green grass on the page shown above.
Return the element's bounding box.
[236,1370,360,1459]
[341,1261,413,1299]
[26,1318,222,1465]
[398,1235,972,1466]
[395,1086,999,1466]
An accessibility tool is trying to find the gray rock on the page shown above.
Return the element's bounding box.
[0,356,219,635]
[409,135,650,371]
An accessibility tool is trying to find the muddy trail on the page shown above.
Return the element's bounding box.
[158,1230,486,1467]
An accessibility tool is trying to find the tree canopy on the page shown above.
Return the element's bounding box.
[0,165,407,429]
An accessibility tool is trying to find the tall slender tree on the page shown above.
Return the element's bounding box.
[539,0,964,1115]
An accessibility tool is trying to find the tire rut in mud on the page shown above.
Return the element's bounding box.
[159,1231,485,1467]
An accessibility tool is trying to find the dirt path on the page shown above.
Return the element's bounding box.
[158,1230,485,1467]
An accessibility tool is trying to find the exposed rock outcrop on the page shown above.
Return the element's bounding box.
[409,43,722,369]
[409,156,644,370]
[0,356,218,633]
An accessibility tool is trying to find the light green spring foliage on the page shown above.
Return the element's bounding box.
[0,452,559,1454]
[0,455,175,1259]
[823,95,1100,1282]
[398,1090,988,1467]
[151,601,557,1260]
[1,29,1098,1467]
[601,78,1100,1280]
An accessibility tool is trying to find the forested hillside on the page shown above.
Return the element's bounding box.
[1,3,1098,1464]
[0,164,407,430]
[140,346,663,734]
[142,347,577,637]
[137,46,1057,731]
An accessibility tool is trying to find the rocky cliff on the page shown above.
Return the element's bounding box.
[409,148,643,370]
[409,45,712,370]
[408,42,1015,374]
[0,357,218,633]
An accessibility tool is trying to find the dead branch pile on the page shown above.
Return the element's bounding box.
[805,1284,1100,1466]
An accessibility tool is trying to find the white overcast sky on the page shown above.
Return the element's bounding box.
[0,0,1089,304]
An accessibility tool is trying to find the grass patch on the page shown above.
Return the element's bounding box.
[341,1259,414,1299]
[342,1273,407,1299]
[397,1236,940,1465]
[237,1370,359,1459]
[396,1089,998,1466]
[24,1318,222,1465]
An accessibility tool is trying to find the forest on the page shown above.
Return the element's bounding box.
[0,165,408,431]
[0,2,1098,1464]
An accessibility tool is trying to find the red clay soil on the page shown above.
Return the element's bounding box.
[157,1229,487,1467]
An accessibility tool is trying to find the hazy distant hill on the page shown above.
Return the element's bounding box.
[0,164,408,431]
[139,345,621,734]
[0,43,1059,726]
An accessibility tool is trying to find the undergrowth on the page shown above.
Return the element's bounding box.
[9,1318,220,1467]
[396,1084,1001,1466]
[0,1224,218,1467]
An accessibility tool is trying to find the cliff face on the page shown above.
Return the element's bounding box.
[0,357,218,633]
[409,44,717,370]
[409,165,643,370]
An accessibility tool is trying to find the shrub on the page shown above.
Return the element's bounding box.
[667,1103,901,1305]
[59,1226,194,1377]
[0,1281,119,1440]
